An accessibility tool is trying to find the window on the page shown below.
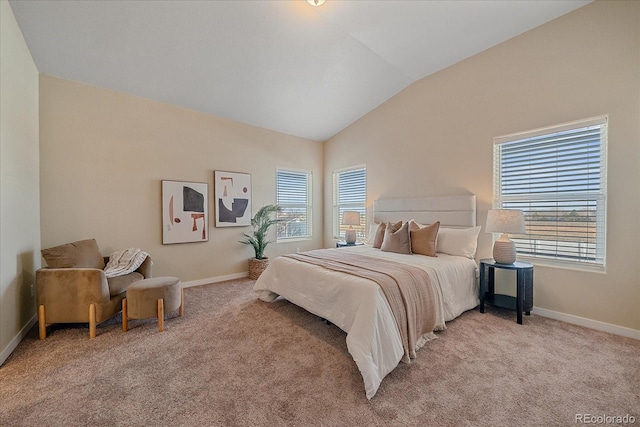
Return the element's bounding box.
[276,169,312,240]
[333,166,366,241]
[493,116,607,269]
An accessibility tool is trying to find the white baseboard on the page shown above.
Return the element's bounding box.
[180,271,249,288]
[0,314,37,366]
[532,307,640,340]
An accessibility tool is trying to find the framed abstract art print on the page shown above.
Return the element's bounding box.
[162,180,209,244]
[214,170,251,227]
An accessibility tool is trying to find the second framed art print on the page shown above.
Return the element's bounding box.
[214,170,251,227]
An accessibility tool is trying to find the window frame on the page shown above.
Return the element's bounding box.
[332,165,367,241]
[493,116,608,272]
[276,168,312,242]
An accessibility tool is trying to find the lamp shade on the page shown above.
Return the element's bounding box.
[485,209,525,234]
[341,211,361,226]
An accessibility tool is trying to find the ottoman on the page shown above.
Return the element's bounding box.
[122,276,183,332]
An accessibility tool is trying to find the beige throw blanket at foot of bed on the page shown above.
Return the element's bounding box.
[284,249,444,363]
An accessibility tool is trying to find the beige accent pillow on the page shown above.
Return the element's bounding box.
[380,221,411,254]
[409,220,440,257]
[41,239,105,269]
[372,221,401,249]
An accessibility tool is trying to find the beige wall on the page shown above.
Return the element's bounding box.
[0,0,41,363]
[324,1,640,331]
[40,75,323,282]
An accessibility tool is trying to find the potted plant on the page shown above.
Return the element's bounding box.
[240,204,282,280]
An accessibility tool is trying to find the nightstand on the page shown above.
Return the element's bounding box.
[479,259,533,324]
[336,241,364,248]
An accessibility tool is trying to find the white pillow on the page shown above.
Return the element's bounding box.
[365,222,380,245]
[436,226,481,258]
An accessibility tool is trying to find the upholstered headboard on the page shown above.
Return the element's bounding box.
[373,195,476,228]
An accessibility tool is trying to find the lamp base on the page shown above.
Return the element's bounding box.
[493,236,517,264]
[345,228,356,244]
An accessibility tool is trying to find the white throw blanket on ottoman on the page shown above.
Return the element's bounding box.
[104,248,149,278]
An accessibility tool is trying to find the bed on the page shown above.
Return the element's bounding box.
[253,195,480,399]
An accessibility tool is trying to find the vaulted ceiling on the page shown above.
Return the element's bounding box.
[9,0,590,141]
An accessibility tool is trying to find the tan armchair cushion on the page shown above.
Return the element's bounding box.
[107,272,144,297]
[41,239,105,269]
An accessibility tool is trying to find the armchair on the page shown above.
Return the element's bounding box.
[36,239,152,339]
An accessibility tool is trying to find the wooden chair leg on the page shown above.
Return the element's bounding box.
[38,305,46,340]
[157,299,164,332]
[122,299,128,332]
[89,304,97,339]
[179,288,184,317]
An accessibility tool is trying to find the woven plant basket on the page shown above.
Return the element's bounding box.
[248,257,269,280]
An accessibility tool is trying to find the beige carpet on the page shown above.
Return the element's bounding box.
[1,278,638,427]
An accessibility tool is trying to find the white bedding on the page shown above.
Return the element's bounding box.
[253,245,479,399]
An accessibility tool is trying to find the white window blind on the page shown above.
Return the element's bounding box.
[333,166,366,240]
[276,169,312,240]
[493,116,607,269]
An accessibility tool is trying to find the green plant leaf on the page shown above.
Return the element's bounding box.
[238,204,283,260]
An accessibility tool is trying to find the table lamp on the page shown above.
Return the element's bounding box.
[485,209,525,264]
[341,211,360,244]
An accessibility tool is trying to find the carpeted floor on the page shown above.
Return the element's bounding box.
[1,278,638,427]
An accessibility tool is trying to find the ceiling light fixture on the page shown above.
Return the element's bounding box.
[307,0,326,6]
